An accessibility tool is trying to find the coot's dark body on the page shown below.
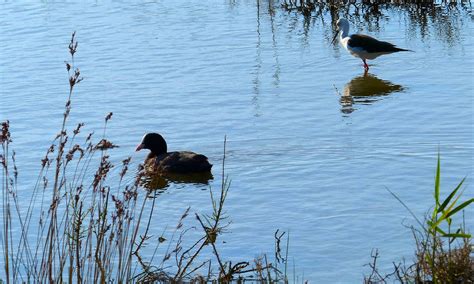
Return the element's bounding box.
[146,151,212,173]
[136,133,212,174]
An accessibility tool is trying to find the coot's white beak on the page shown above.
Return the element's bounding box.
[135,143,145,151]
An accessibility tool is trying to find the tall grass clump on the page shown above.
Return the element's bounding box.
[1,31,143,283]
[1,32,290,283]
[365,154,473,283]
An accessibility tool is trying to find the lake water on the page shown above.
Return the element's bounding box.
[1,1,473,282]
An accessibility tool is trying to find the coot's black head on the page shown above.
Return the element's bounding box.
[136,133,167,155]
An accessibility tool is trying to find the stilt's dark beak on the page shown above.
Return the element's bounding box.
[332,30,339,45]
[135,143,145,151]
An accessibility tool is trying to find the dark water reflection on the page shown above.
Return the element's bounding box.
[340,73,404,114]
[141,172,214,190]
[279,0,470,46]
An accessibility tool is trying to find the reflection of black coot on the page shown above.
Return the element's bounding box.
[140,171,213,191]
[340,73,404,114]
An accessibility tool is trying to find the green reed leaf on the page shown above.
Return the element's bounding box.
[438,177,465,213]
[445,198,474,220]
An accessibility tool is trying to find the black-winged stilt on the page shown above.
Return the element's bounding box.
[332,18,411,71]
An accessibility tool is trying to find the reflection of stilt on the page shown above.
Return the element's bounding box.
[339,72,405,115]
[340,87,355,114]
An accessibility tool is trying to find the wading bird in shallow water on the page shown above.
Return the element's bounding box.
[332,18,411,71]
[136,133,212,174]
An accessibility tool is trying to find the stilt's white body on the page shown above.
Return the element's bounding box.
[340,37,390,60]
[339,30,391,60]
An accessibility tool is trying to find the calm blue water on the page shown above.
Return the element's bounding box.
[1,1,473,282]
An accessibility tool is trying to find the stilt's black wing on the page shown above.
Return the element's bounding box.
[348,34,409,53]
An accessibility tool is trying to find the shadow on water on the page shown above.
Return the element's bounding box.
[141,172,214,191]
[339,72,404,115]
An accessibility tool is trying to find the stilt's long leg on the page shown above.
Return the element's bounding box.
[362,59,369,71]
